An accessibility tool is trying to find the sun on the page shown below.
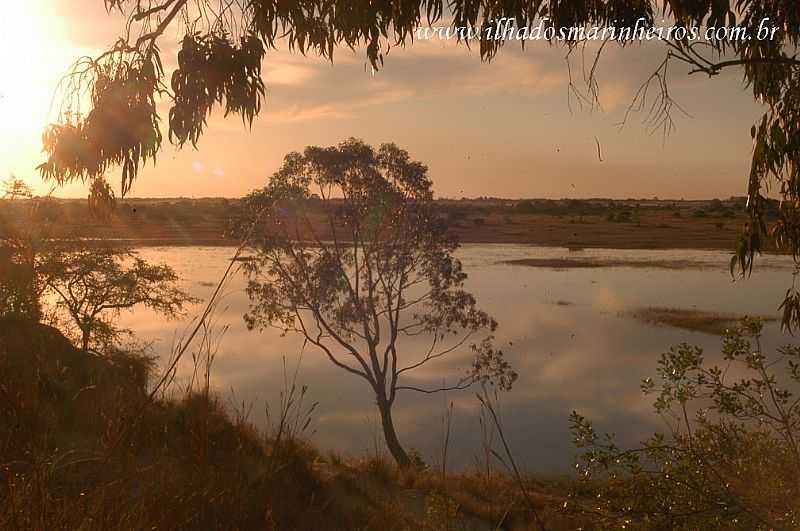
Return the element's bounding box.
[0,1,78,191]
[0,2,63,131]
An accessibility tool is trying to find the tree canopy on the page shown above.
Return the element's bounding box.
[41,246,196,351]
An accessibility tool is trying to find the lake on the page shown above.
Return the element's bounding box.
[120,244,796,475]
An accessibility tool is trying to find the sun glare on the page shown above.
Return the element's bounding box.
[0,2,61,130]
[0,1,75,190]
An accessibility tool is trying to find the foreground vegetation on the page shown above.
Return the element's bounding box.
[571,319,800,529]
[0,315,580,530]
[4,310,800,530]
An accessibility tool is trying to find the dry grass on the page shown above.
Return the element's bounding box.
[320,458,588,531]
[0,315,586,530]
[0,317,397,530]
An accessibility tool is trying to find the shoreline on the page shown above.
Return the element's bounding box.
[71,238,787,257]
[3,196,781,252]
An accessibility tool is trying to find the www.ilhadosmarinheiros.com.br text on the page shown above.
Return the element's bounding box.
[416,17,780,43]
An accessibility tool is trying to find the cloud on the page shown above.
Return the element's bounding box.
[264,59,320,86]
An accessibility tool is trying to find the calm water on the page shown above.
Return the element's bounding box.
[120,245,796,474]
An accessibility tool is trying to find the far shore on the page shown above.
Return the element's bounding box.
[2,196,780,251]
[503,257,703,269]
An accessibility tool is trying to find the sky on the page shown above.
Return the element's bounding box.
[0,0,767,200]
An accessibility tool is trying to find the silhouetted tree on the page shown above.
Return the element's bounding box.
[2,175,33,200]
[41,246,196,351]
[237,139,515,465]
[0,188,52,321]
[0,246,41,320]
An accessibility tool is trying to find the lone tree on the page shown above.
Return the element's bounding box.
[238,139,515,465]
[41,246,196,351]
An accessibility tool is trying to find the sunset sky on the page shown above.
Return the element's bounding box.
[0,1,766,200]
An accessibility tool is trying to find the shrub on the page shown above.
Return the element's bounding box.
[569,319,800,530]
[514,200,537,214]
[0,318,329,531]
[0,247,41,321]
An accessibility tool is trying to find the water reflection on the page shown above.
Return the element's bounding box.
[119,245,794,474]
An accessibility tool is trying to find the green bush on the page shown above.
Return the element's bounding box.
[569,319,800,530]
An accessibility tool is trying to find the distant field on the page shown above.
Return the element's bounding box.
[0,196,768,250]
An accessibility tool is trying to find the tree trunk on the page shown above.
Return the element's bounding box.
[377,396,411,466]
[80,326,90,351]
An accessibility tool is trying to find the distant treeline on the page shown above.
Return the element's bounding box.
[0,196,770,248]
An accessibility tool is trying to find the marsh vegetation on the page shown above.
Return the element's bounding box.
[629,307,779,336]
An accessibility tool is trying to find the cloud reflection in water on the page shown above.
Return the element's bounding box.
[118,245,792,474]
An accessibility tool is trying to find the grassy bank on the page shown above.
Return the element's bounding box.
[3,313,798,529]
[0,316,584,530]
